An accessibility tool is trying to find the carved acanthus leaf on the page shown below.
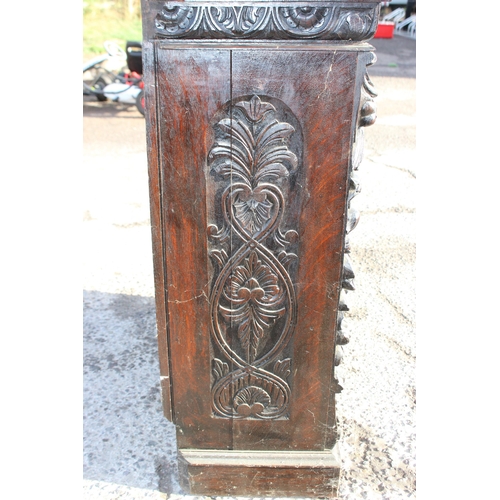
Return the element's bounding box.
[274,358,292,381]
[212,358,229,381]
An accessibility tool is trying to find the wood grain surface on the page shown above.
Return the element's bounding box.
[146,43,363,452]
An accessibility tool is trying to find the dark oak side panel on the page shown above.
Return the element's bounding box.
[156,47,233,449]
[153,46,362,453]
[143,40,172,420]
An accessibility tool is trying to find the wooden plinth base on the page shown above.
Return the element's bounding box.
[178,446,341,498]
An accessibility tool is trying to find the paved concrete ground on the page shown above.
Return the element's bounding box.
[83,34,416,499]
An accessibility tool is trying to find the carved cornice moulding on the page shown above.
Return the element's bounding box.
[144,1,383,41]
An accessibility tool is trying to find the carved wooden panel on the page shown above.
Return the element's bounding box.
[207,94,301,420]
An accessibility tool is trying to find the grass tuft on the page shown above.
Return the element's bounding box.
[83,2,142,60]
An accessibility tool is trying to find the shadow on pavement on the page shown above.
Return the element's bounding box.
[83,97,144,119]
[83,290,180,494]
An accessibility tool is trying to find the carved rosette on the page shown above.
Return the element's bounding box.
[207,95,300,419]
[334,52,378,383]
[154,4,380,40]
[155,5,202,36]
[272,7,335,37]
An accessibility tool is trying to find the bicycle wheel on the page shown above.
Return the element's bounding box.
[93,77,108,102]
[136,89,145,116]
[83,66,109,102]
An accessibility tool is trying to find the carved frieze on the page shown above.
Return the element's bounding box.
[154,4,380,40]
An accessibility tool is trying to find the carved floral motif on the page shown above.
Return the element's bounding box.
[281,7,329,29]
[155,6,200,35]
[220,251,286,363]
[233,386,271,417]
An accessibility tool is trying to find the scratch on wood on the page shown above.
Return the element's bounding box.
[303,304,323,315]
[316,52,336,101]
[168,290,208,304]
[249,471,259,488]
[307,409,316,424]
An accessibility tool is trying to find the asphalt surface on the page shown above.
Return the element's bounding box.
[83,33,416,499]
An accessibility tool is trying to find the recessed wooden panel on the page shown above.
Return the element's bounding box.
[154,46,359,451]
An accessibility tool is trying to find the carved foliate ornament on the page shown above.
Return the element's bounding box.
[207,95,300,419]
[154,3,380,41]
[334,52,378,375]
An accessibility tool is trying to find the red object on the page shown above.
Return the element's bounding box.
[123,71,142,85]
[374,21,395,38]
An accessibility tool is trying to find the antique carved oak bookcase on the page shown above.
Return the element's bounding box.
[140,0,380,496]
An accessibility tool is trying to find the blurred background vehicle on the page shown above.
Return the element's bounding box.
[83,41,145,116]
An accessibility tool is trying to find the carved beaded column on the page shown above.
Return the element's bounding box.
[140,1,381,497]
